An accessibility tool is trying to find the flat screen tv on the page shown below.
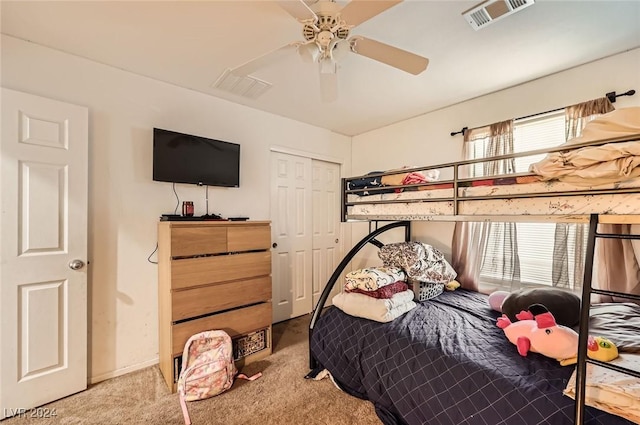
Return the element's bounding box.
[153,128,240,187]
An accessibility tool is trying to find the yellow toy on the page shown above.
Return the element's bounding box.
[559,336,619,366]
[444,280,460,291]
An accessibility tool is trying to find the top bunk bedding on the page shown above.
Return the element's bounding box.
[344,108,640,222]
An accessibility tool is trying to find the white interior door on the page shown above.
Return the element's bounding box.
[312,160,343,307]
[0,88,88,418]
[270,152,312,323]
[270,152,343,323]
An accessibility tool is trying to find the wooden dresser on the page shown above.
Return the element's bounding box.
[157,220,272,391]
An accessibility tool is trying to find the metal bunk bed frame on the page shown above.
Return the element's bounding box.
[575,214,640,423]
[341,134,640,222]
[309,134,640,423]
[308,216,640,424]
[308,220,411,371]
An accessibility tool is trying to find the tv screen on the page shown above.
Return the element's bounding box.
[153,128,240,187]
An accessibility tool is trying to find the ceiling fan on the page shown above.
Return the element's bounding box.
[229,0,429,102]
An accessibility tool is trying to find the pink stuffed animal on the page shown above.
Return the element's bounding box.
[497,304,618,366]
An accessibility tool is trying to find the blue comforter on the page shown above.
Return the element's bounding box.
[310,289,633,425]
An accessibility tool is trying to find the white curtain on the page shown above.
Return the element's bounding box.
[452,121,520,293]
[552,97,615,289]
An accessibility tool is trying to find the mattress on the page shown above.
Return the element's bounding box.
[309,290,635,425]
[346,176,640,219]
[564,353,640,424]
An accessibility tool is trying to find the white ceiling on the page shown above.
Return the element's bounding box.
[2,1,639,136]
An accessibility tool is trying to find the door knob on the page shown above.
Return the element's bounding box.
[272,243,278,248]
[68,259,85,270]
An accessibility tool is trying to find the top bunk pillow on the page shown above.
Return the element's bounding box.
[501,288,581,328]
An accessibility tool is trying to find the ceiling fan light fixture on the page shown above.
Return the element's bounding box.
[236,0,430,102]
[331,39,351,62]
[319,57,336,74]
[298,42,321,63]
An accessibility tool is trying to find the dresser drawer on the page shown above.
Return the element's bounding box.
[171,251,271,290]
[227,225,271,252]
[171,276,271,321]
[171,302,272,356]
[170,226,227,257]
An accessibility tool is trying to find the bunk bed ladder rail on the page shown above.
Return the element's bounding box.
[575,214,640,424]
[308,220,411,370]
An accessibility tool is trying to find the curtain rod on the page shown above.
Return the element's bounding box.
[450,88,636,137]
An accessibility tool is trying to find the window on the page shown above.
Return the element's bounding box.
[469,111,588,291]
[512,111,565,172]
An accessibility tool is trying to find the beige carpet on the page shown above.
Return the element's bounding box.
[3,314,381,425]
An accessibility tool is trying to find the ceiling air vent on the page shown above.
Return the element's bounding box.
[462,0,535,30]
[213,69,272,100]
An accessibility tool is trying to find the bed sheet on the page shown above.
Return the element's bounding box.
[346,177,640,219]
[310,290,635,425]
[347,175,640,201]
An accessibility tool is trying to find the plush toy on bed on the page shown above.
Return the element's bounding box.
[497,304,619,366]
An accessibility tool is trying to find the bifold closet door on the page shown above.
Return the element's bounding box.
[270,152,343,323]
[311,160,343,308]
[270,152,313,323]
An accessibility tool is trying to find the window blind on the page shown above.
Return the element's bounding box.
[512,111,565,172]
[514,112,566,286]
[475,110,587,290]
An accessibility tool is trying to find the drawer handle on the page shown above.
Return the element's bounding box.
[272,243,278,248]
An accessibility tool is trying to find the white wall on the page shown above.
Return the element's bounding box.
[1,35,352,382]
[351,48,640,263]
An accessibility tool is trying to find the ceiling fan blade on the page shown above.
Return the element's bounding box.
[277,0,317,22]
[339,0,403,27]
[231,43,299,76]
[351,36,428,75]
[319,72,338,103]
